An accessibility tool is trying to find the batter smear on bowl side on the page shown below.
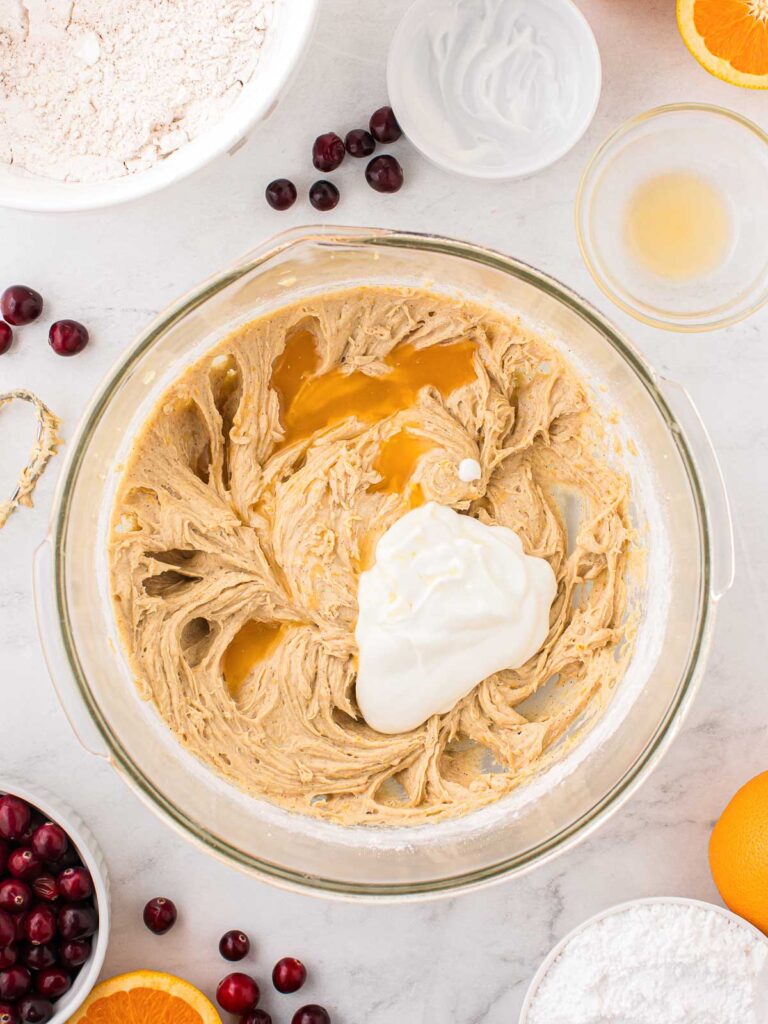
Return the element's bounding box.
[109,287,634,825]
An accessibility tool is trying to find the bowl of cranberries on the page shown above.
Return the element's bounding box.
[0,786,109,1024]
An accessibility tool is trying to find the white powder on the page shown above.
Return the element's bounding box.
[527,902,768,1024]
[0,0,274,182]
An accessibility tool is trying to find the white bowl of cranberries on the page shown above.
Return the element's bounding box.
[0,787,109,1024]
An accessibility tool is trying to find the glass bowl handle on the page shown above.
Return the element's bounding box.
[33,537,111,760]
[659,376,735,601]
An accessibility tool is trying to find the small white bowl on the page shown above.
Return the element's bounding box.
[0,0,318,213]
[0,780,110,1024]
[519,896,768,1023]
[387,0,601,180]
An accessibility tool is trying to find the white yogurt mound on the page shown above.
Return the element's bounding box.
[526,901,768,1024]
[458,457,482,482]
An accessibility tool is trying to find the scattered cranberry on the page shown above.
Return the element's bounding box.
[0,915,13,950]
[216,973,260,1014]
[345,129,375,158]
[0,965,31,1001]
[312,132,345,172]
[241,1012,272,1024]
[30,879,56,905]
[57,868,92,903]
[57,904,96,941]
[16,999,52,1024]
[365,155,403,193]
[0,799,31,842]
[0,287,43,327]
[0,950,16,972]
[7,851,42,884]
[22,946,56,972]
[0,881,32,916]
[369,106,401,144]
[0,323,11,356]
[23,908,56,947]
[309,180,340,211]
[0,1002,18,1024]
[292,1005,331,1024]
[143,897,176,935]
[35,968,70,1001]
[265,179,298,211]
[48,320,89,357]
[272,957,306,994]
[219,930,250,962]
[59,939,90,968]
[30,826,67,866]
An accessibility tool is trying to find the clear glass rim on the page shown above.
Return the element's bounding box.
[575,102,768,333]
[48,226,715,899]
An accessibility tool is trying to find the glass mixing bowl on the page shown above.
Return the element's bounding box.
[34,227,734,900]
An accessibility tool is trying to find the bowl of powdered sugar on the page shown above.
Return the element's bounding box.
[0,0,317,211]
[521,897,768,1024]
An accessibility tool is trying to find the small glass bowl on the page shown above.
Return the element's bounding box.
[576,104,768,332]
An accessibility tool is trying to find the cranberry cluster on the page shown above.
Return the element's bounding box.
[0,285,88,358]
[0,794,99,1024]
[266,104,404,213]
[143,899,328,1024]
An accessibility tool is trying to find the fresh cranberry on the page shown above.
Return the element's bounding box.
[292,1005,330,1024]
[0,882,32,916]
[0,798,31,841]
[16,999,52,1024]
[142,897,176,935]
[30,879,56,905]
[57,904,96,941]
[7,851,42,884]
[365,155,403,193]
[272,957,306,993]
[30,825,67,865]
[309,180,340,211]
[216,973,260,1014]
[241,1013,272,1024]
[48,319,89,357]
[219,930,250,962]
[265,179,297,211]
[0,950,16,972]
[35,968,70,1001]
[0,916,13,950]
[0,1002,18,1024]
[23,908,56,947]
[0,323,11,356]
[22,945,56,972]
[0,966,31,1001]
[57,868,92,903]
[46,847,79,874]
[0,287,43,327]
[369,106,401,143]
[312,132,345,172]
[345,128,375,158]
[58,939,90,968]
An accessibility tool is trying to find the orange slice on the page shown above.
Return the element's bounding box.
[677,0,768,88]
[66,970,222,1023]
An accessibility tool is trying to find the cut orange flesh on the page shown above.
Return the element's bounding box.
[678,0,768,87]
[67,970,222,1024]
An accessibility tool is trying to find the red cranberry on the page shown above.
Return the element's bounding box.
[312,132,345,172]
[292,1005,330,1024]
[309,180,340,211]
[48,319,89,357]
[46,848,79,874]
[57,904,96,941]
[0,323,12,356]
[345,128,375,158]
[272,957,306,993]
[35,968,70,1000]
[16,999,52,1024]
[216,973,259,1014]
[30,879,56,905]
[57,868,92,903]
[369,106,401,144]
[7,851,42,884]
[0,1002,18,1024]
[30,826,67,865]
[365,155,403,193]
[0,798,31,841]
[0,287,43,327]
[0,950,17,972]
[22,945,56,972]
[23,908,56,947]
[0,966,31,1001]
[0,882,32,916]
[265,179,297,211]
[219,930,250,962]
[59,938,90,968]
[241,1013,272,1024]
[0,916,13,950]
[142,897,176,935]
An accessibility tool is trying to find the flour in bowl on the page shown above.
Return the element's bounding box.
[526,901,768,1024]
[0,0,274,182]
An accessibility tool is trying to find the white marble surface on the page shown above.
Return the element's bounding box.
[1,1,767,1021]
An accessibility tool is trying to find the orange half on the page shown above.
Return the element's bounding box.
[677,0,768,87]
[66,970,222,1024]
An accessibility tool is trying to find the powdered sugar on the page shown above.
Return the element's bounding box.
[526,901,768,1024]
[0,0,274,182]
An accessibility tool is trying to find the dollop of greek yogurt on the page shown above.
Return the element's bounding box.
[458,457,482,482]
[355,502,557,734]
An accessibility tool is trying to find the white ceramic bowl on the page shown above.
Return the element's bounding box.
[0,780,110,1023]
[0,0,318,213]
[519,896,768,1023]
